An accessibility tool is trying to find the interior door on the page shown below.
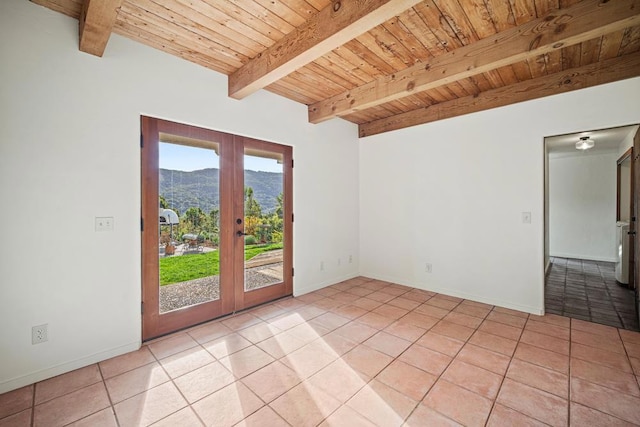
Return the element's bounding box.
[633,127,640,318]
[141,117,293,340]
[233,137,293,310]
[629,147,636,291]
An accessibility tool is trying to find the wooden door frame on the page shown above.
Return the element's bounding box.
[633,127,640,296]
[617,147,635,289]
[617,147,633,221]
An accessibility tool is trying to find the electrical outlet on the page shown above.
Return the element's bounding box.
[522,212,531,224]
[349,255,353,264]
[320,261,324,271]
[425,263,432,273]
[95,216,114,232]
[32,324,48,345]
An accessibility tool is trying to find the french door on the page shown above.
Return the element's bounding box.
[141,117,292,341]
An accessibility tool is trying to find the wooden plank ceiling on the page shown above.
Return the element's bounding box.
[31,0,640,137]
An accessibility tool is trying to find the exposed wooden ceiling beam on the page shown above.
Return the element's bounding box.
[79,0,123,57]
[358,52,640,137]
[310,0,640,123]
[228,0,422,100]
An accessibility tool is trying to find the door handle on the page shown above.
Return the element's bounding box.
[628,231,636,235]
[236,231,247,237]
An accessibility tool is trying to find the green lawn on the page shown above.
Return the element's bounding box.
[159,243,282,286]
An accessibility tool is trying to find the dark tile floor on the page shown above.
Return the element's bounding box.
[545,257,639,331]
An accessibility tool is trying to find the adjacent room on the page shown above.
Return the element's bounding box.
[545,125,640,330]
[2,0,640,425]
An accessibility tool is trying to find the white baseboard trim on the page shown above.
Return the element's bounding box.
[360,272,544,316]
[294,273,360,296]
[550,253,617,263]
[0,341,140,394]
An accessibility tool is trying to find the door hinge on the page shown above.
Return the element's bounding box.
[141,301,144,315]
[292,267,294,277]
[291,159,294,168]
[140,134,144,148]
[292,213,294,222]
[141,218,144,231]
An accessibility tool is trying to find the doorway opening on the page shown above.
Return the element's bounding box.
[544,124,640,331]
[141,117,293,341]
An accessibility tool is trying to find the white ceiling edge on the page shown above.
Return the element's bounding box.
[545,124,639,155]
[548,148,619,159]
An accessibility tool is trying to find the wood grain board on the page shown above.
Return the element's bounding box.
[359,51,640,136]
[30,0,640,136]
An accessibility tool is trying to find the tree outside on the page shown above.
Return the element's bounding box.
[160,186,283,248]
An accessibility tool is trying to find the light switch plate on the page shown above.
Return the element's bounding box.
[95,217,114,232]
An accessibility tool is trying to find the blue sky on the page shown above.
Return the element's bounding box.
[159,143,282,172]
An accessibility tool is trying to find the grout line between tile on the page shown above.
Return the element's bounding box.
[482,311,527,426]
[568,315,572,425]
[97,362,121,427]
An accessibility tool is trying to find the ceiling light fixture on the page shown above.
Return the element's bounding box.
[575,136,595,150]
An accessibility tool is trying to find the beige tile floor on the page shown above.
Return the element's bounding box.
[2,276,640,426]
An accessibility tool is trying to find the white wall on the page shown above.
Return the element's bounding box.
[617,127,638,158]
[360,77,640,315]
[548,151,617,262]
[0,0,359,393]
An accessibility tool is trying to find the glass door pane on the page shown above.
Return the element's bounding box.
[234,137,292,311]
[159,138,221,313]
[243,149,284,292]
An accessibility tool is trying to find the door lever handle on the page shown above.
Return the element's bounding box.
[628,231,636,235]
[236,231,247,237]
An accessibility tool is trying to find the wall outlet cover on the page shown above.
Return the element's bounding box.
[32,324,48,344]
